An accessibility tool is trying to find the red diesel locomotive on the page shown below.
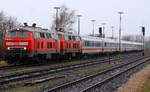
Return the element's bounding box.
[4,24,81,63]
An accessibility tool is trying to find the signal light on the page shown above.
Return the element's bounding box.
[99,27,102,36]
[7,47,10,50]
[142,27,145,36]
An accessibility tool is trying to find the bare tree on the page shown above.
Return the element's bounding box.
[0,11,19,58]
[51,5,76,32]
[0,11,19,39]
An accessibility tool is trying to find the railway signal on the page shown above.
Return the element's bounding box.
[141,26,145,56]
[99,27,102,37]
[142,27,145,36]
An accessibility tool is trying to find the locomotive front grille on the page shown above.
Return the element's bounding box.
[7,47,29,58]
[7,47,27,53]
[9,48,24,51]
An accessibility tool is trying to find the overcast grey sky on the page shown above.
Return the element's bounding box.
[0,0,150,37]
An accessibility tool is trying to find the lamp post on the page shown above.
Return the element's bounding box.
[77,15,82,35]
[54,7,60,31]
[101,23,106,38]
[118,11,124,52]
[91,20,96,36]
[111,26,114,39]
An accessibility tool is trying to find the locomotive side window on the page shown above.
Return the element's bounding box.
[8,31,16,38]
[64,35,68,40]
[46,33,52,39]
[18,32,27,38]
[68,35,72,40]
[72,36,76,40]
[34,32,40,38]
[40,33,45,38]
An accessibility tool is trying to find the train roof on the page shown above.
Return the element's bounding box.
[102,38,118,43]
[81,35,103,42]
[121,40,143,45]
[81,35,143,45]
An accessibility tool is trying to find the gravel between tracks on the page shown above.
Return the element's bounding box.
[52,56,148,92]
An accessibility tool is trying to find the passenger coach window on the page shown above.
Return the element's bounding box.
[8,31,16,38]
[104,42,107,47]
[18,32,27,38]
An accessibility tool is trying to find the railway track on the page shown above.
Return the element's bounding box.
[0,52,141,71]
[0,53,139,82]
[0,52,143,91]
[0,55,119,85]
[36,55,150,92]
[0,55,117,77]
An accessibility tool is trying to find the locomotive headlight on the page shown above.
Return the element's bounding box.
[23,47,27,50]
[7,47,10,50]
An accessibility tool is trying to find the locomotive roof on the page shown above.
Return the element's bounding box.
[9,26,53,33]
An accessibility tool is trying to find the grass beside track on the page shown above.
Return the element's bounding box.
[141,77,150,92]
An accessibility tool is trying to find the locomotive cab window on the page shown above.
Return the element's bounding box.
[7,31,16,38]
[18,31,27,38]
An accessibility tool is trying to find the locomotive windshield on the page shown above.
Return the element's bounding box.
[7,31,27,38]
[7,31,16,38]
[18,31,27,38]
